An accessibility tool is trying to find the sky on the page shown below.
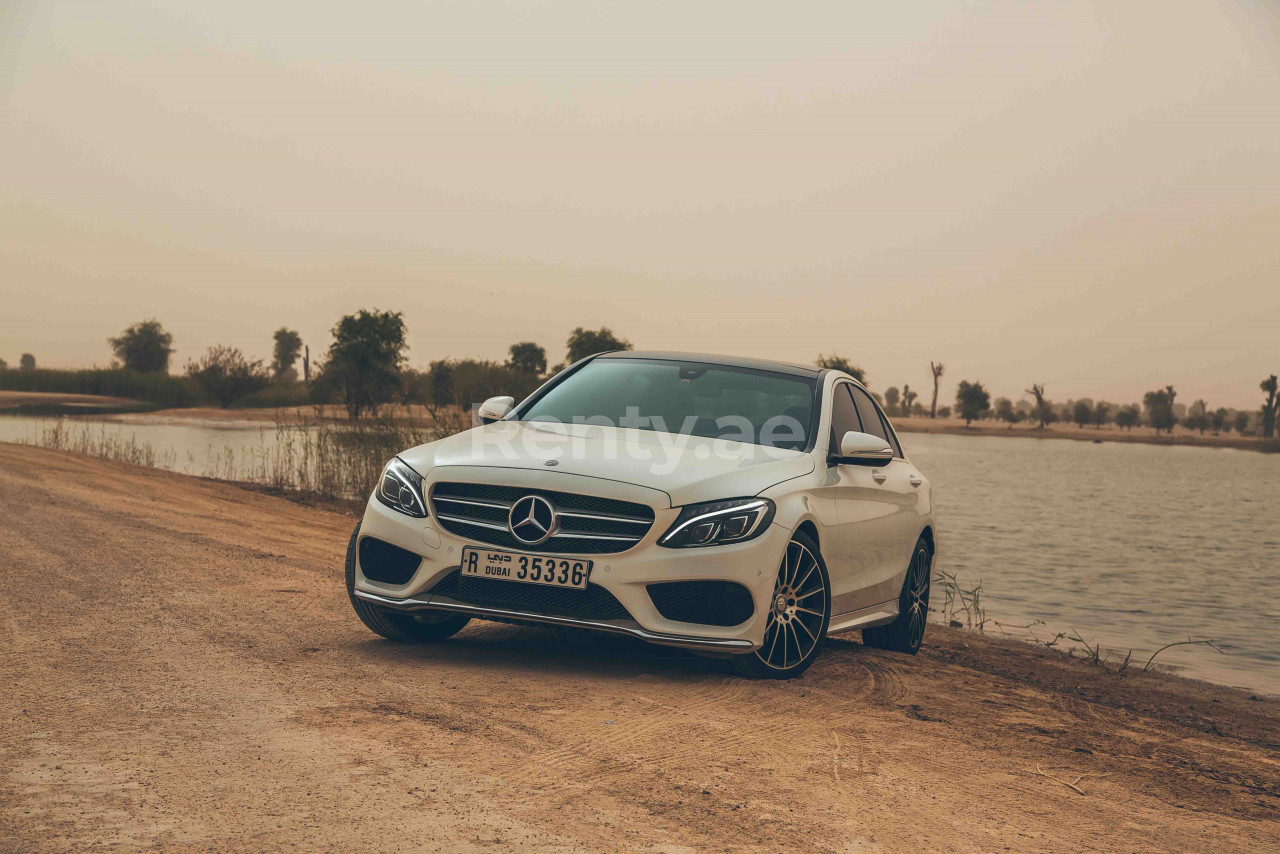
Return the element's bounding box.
[2,0,1278,409]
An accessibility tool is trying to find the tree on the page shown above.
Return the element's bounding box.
[566,327,631,364]
[0,357,7,370]
[1211,407,1228,434]
[1186,399,1210,435]
[1261,375,1278,439]
[185,346,269,407]
[1143,388,1177,434]
[421,360,452,410]
[1114,404,1140,431]
[271,328,303,381]
[929,362,944,418]
[1092,402,1111,429]
[319,309,408,419]
[108,319,174,373]
[507,341,547,376]
[901,384,918,414]
[19,353,35,371]
[816,354,865,384]
[884,386,900,413]
[937,405,952,419]
[994,397,1020,428]
[1235,411,1252,435]
[1025,384,1050,428]
[955,380,990,426]
[1072,400,1093,429]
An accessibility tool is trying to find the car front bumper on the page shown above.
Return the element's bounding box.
[352,486,792,653]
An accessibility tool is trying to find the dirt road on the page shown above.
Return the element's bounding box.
[1,445,1276,852]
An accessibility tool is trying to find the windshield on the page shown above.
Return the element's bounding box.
[517,358,816,451]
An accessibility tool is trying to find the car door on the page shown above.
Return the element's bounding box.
[843,385,923,610]
[821,382,897,615]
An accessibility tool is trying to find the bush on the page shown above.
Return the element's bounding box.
[185,346,271,408]
[236,381,312,409]
[410,359,543,410]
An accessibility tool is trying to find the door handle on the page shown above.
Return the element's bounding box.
[872,470,887,484]
[908,475,922,488]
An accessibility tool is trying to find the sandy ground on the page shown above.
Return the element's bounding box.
[1,444,1277,853]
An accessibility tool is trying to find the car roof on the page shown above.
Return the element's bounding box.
[594,350,823,379]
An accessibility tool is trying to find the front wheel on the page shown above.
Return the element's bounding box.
[344,523,471,643]
[862,538,931,654]
[734,531,831,679]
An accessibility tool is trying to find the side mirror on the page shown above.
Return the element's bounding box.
[476,395,514,425]
[835,431,893,464]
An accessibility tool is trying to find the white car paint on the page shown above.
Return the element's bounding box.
[351,352,936,668]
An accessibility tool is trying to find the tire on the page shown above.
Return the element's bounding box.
[733,530,831,679]
[862,537,931,655]
[344,523,471,643]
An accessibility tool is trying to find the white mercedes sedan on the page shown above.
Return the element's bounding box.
[346,351,936,678]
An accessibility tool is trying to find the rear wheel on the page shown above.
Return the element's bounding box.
[345,523,470,643]
[862,538,931,654]
[734,531,830,679]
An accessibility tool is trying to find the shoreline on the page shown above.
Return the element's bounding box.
[893,414,1273,451]
[3,391,1275,452]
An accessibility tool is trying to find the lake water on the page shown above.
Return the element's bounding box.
[1,415,1276,694]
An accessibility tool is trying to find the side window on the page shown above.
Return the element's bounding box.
[877,409,905,459]
[850,386,890,446]
[828,384,862,454]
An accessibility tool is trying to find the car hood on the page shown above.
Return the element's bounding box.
[398,421,816,507]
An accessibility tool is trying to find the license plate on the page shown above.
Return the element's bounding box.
[460,547,592,590]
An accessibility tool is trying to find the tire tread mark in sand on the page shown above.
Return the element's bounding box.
[860,655,908,705]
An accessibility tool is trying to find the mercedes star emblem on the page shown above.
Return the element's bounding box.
[508,494,557,544]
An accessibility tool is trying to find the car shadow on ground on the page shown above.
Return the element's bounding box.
[345,619,890,683]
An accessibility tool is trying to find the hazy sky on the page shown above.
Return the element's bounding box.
[2,1,1278,408]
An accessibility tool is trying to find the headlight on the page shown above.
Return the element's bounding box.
[658,498,775,548]
[375,458,427,518]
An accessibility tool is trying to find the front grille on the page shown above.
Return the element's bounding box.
[429,482,655,554]
[358,537,422,585]
[427,570,631,621]
[647,580,756,627]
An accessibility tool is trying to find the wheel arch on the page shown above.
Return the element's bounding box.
[795,519,821,550]
[918,524,935,554]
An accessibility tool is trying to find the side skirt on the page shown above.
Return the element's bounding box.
[825,599,899,635]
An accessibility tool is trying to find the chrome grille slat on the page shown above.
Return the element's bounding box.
[436,514,508,531]
[429,482,656,555]
[433,495,513,510]
[556,510,651,525]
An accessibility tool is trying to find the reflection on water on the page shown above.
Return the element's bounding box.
[1,416,1276,694]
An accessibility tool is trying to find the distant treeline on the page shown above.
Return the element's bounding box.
[4,315,1277,441]
[0,315,632,415]
[0,367,201,409]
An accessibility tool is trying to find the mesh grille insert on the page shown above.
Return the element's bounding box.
[428,570,631,621]
[647,580,756,627]
[358,537,422,586]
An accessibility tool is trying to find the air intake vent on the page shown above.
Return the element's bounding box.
[647,580,756,627]
[429,482,655,554]
[358,537,422,585]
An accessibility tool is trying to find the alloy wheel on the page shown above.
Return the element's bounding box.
[755,539,827,671]
[906,546,931,649]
